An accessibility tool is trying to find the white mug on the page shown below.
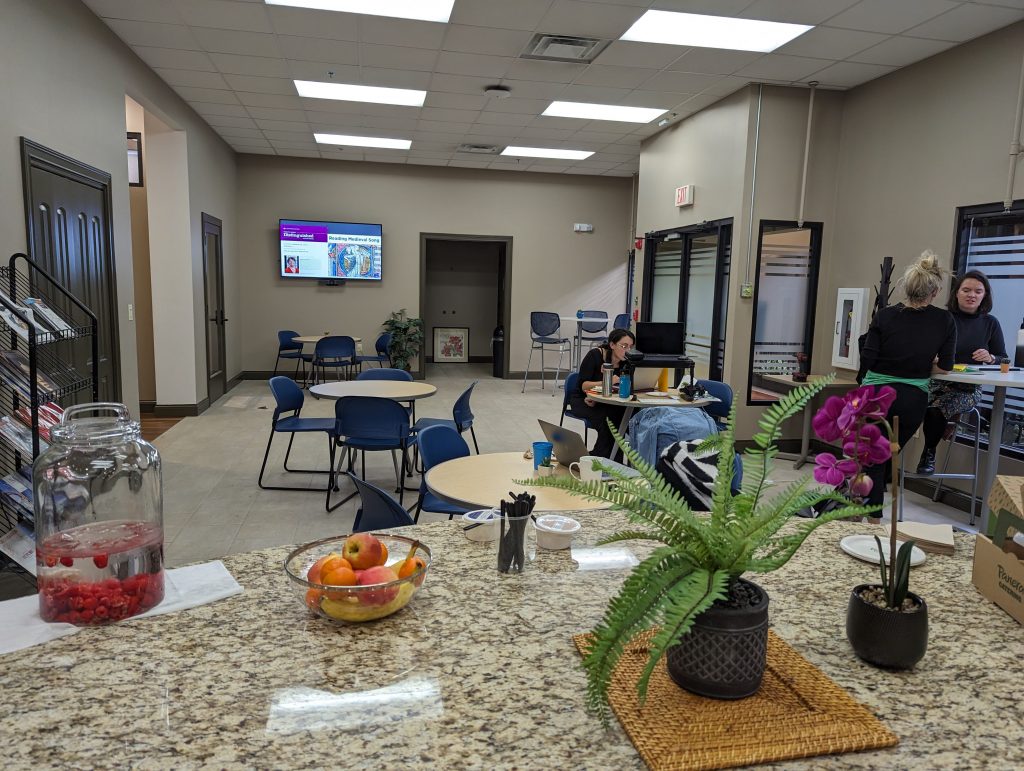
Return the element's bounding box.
[570,455,602,483]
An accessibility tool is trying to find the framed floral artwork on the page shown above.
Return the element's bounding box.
[433,327,469,363]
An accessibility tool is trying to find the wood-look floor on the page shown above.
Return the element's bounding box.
[140,416,182,442]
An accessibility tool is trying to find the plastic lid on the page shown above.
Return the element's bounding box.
[535,514,581,534]
[463,509,499,523]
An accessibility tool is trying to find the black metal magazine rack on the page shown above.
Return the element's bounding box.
[0,252,98,586]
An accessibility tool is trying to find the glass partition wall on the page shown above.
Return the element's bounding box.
[641,220,732,382]
[747,221,822,404]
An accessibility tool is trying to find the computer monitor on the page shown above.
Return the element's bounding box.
[635,322,686,355]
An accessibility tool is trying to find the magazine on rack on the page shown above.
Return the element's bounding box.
[0,415,48,456]
[0,349,60,399]
[0,471,34,523]
[14,401,64,442]
[22,297,73,333]
[0,522,36,575]
[0,306,42,342]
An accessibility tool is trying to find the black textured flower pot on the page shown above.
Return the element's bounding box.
[846,584,928,669]
[665,579,769,700]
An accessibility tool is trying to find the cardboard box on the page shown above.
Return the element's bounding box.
[987,475,1024,537]
[972,533,1024,626]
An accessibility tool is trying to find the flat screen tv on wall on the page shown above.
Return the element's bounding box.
[279,218,382,280]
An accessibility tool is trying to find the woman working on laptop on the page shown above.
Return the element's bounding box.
[571,328,635,458]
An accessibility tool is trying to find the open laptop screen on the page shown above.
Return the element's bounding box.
[635,322,686,355]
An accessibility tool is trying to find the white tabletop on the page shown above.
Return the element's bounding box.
[933,369,1024,388]
[309,381,437,401]
[292,334,362,344]
[585,388,716,409]
[426,452,608,512]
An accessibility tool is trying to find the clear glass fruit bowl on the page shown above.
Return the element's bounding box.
[284,534,431,624]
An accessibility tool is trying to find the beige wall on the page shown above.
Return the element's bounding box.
[0,0,238,414]
[237,156,632,373]
[423,240,500,359]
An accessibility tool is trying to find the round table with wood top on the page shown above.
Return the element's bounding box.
[309,380,436,401]
[425,451,608,512]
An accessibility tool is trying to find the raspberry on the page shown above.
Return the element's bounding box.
[60,556,74,567]
[93,554,109,569]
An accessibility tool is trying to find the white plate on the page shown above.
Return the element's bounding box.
[839,535,927,567]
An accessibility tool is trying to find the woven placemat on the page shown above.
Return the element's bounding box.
[573,629,898,771]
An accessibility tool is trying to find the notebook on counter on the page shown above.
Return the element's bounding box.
[895,521,955,555]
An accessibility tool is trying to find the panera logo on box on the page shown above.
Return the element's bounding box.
[998,565,1024,603]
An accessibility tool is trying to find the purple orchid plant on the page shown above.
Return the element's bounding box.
[811,385,897,506]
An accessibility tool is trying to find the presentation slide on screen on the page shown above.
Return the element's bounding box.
[280,220,382,280]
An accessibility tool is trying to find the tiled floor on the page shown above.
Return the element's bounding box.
[0,363,978,600]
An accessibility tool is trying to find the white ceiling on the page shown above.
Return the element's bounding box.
[84,0,1024,176]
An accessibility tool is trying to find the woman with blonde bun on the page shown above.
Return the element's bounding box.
[857,251,956,506]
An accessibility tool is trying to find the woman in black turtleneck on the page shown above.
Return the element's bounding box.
[917,270,1007,473]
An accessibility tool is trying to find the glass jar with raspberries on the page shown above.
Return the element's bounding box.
[35,403,163,625]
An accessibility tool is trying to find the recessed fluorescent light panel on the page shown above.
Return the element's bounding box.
[314,133,412,150]
[295,80,426,107]
[621,11,812,53]
[265,1,454,23]
[542,101,666,123]
[501,146,593,160]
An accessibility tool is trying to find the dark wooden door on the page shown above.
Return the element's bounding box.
[21,139,120,401]
[202,214,227,404]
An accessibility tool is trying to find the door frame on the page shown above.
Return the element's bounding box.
[201,213,227,404]
[418,233,513,380]
[20,137,121,399]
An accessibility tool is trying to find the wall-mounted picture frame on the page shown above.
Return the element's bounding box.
[433,327,469,363]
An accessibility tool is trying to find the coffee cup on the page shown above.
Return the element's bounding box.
[1000,357,1011,374]
[569,455,603,483]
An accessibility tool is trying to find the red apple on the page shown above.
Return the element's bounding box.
[342,533,383,570]
[356,565,400,606]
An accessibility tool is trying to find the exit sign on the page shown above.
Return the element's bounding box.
[675,185,694,207]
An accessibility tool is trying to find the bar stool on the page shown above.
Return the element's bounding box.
[521,311,571,393]
[899,407,983,525]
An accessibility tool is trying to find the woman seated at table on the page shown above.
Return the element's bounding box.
[571,328,635,458]
[916,270,1007,474]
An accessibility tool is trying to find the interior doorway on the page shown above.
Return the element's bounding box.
[418,234,512,378]
[202,214,227,403]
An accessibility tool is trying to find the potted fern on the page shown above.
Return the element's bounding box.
[526,376,879,717]
[381,309,423,372]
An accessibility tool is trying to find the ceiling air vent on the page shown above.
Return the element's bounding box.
[456,144,500,155]
[521,33,609,64]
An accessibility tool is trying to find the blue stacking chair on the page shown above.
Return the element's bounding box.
[258,376,337,491]
[413,380,478,453]
[312,335,356,384]
[521,311,571,393]
[349,473,415,532]
[411,425,472,524]
[697,379,733,431]
[559,372,590,443]
[612,313,631,331]
[576,310,609,364]
[357,368,412,382]
[329,396,413,512]
[354,333,392,371]
[274,330,306,379]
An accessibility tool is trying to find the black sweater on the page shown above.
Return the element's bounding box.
[950,308,1007,363]
[860,303,956,379]
[574,347,623,399]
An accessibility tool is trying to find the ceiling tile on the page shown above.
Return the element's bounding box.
[264,6,358,39]
[906,4,1024,40]
[849,35,956,66]
[204,114,259,129]
[735,54,832,80]
[216,127,265,139]
[408,156,446,165]
[132,46,218,71]
[667,48,762,74]
[469,123,527,136]
[650,1,753,13]
[449,160,492,168]
[435,52,513,78]
[699,75,751,96]
[246,106,307,121]
[105,19,200,49]
[358,115,419,130]
[190,101,251,117]
[359,67,434,89]
[276,36,359,65]
[174,0,272,33]
[776,26,888,59]
[571,130,625,143]
[358,16,448,48]
[596,40,687,69]
[417,119,472,133]
[617,90,687,108]
[497,79,569,99]
[409,149,456,158]
[269,140,320,150]
[154,67,230,89]
[481,96,549,114]
[538,0,646,38]
[279,149,322,158]
[209,52,291,77]
[824,0,959,34]
[302,100,364,117]
[231,144,275,153]
[530,115,591,130]
[236,93,304,109]
[429,72,497,95]
[504,59,588,83]
[515,126,578,140]
[262,129,318,140]
[222,74,296,94]
[558,84,633,103]
[360,44,439,71]
[191,27,281,56]
[476,111,534,126]
[321,150,365,160]
[802,60,897,87]
[574,64,659,88]
[425,92,490,110]
[740,0,862,25]
[419,107,482,123]
[451,0,551,31]
[286,61,359,81]
[442,25,534,56]
[172,85,240,104]
[639,70,725,93]
[84,0,181,24]
[527,164,570,173]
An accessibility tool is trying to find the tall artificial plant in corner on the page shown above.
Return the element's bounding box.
[382,309,423,372]
[526,375,882,720]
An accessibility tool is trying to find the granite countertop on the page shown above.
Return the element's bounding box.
[1,513,1021,770]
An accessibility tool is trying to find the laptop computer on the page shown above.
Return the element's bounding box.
[538,419,590,466]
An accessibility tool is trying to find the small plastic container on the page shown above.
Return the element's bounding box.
[535,514,581,550]
[462,509,500,542]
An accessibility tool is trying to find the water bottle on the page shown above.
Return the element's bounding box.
[601,363,614,397]
[618,372,631,399]
[1015,317,1024,368]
